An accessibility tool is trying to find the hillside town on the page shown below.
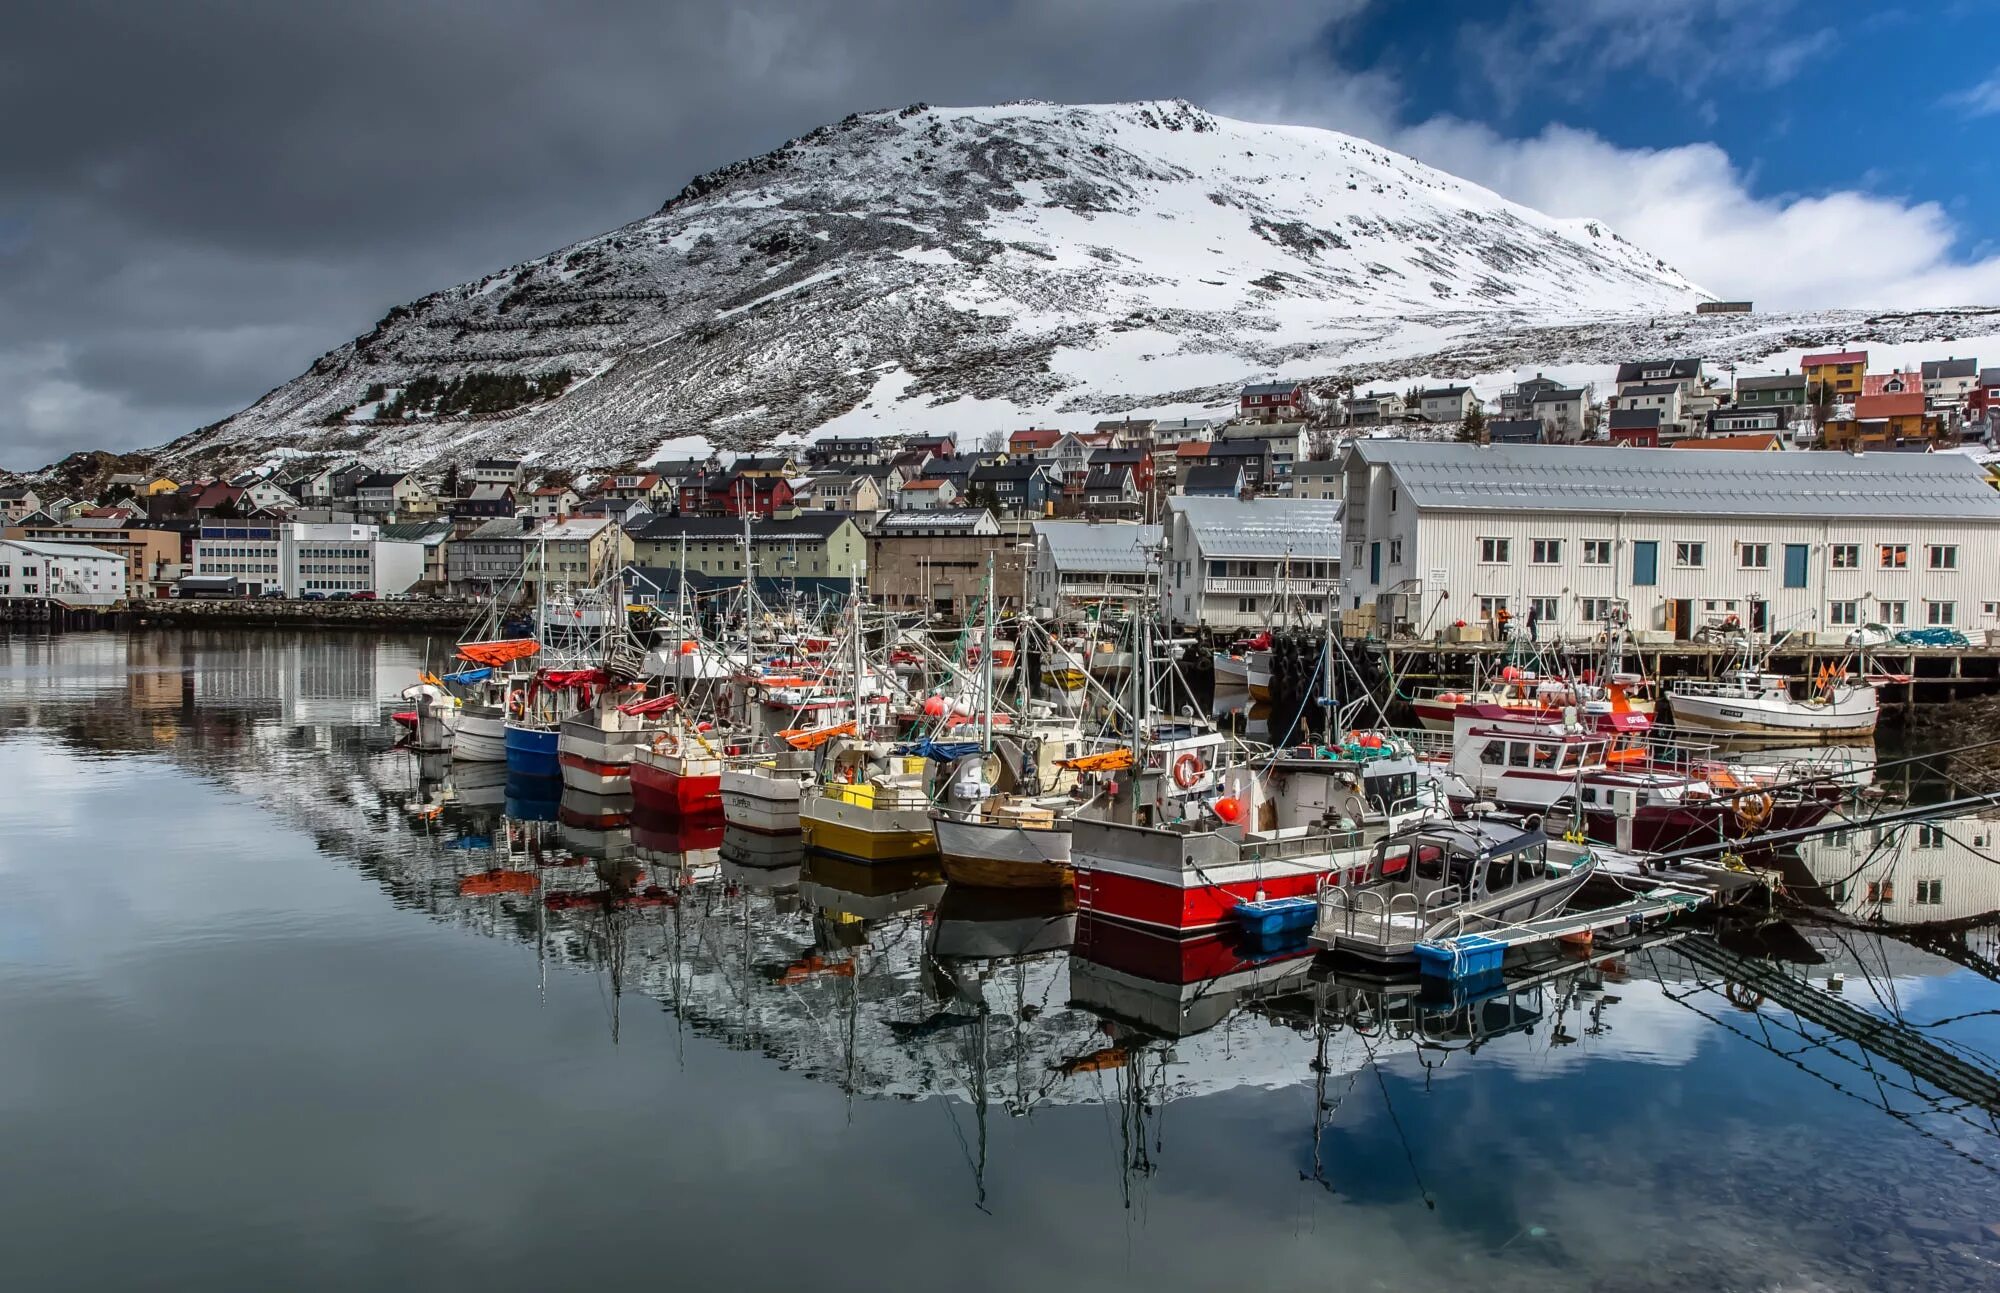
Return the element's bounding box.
[7,345,2000,649]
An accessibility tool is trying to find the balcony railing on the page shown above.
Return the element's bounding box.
[1204,576,1338,595]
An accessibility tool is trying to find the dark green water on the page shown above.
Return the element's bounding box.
[2,630,1999,1291]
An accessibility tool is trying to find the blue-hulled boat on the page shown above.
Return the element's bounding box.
[504,720,562,781]
[504,772,561,822]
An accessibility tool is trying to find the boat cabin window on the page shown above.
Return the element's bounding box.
[1378,841,1445,880]
[1506,741,1534,768]
[1480,851,1520,895]
[1481,741,1505,767]
[1363,770,1414,811]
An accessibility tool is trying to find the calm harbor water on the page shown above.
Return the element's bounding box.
[3,629,2000,1291]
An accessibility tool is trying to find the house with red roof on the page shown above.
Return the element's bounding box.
[1007,428,1062,459]
[1825,392,1943,451]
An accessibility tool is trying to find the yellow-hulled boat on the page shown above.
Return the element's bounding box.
[800,777,939,862]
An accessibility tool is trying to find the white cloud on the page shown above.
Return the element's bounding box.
[1944,71,2000,119]
[1386,119,2000,310]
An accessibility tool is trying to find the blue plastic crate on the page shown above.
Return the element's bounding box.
[1231,895,1317,937]
[1415,933,1506,981]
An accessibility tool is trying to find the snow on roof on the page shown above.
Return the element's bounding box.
[1349,440,2000,520]
[1166,495,1342,557]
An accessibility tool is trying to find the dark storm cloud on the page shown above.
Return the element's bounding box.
[0,0,1366,468]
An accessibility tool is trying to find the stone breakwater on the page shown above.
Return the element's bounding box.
[130,599,477,632]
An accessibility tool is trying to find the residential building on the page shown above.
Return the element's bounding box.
[451,483,518,520]
[1735,373,1806,410]
[1671,432,1783,451]
[354,472,422,517]
[1337,439,2000,641]
[1826,394,1947,451]
[378,519,455,590]
[0,539,127,606]
[1923,357,1980,407]
[1530,388,1590,442]
[1863,370,1921,398]
[1339,390,1406,425]
[277,464,337,504]
[192,521,425,596]
[448,516,533,595]
[733,454,797,479]
[968,461,1054,519]
[1802,350,1868,399]
[805,473,885,514]
[1094,418,1158,446]
[1219,423,1306,482]
[1707,406,1790,434]
[1029,521,1160,612]
[1488,418,1546,445]
[866,509,1024,614]
[679,469,795,519]
[469,458,526,491]
[1240,380,1309,422]
[1207,439,1273,492]
[808,436,889,469]
[1007,428,1063,459]
[242,479,300,513]
[598,472,672,504]
[1182,462,1247,498]
[526,485,580,518]
[1,484,43,523]
[1970,368,2000,425]
[1607,408,1663,446]
[1083,465,1140,517]
[1607,382,1685,438]
[519,516,630,597]
[1151,417,1218,448]
[1414,386,1479,423]
[898,478,960,511]
[1500,374,1566,417]
[1613,358,1704,399]
[4,519,182,598]
[630,514,866,589]
[1088,446,1155,493]
[1160,495,1342,631]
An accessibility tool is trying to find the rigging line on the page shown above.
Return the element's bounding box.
[1356,1025,1436,1211]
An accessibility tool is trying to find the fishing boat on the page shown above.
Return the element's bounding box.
[799,737,938,863]
[629,725,729,818]
[1311,817,1598,965]
[557,692,670,795]
[447,643,543,763]
[721,720,846,833]
[390,680,460,752]
[1429,711,1842,853]
[1667,659,1880,740]
[505,667,603,781]
[1211,631,1272,699]
[931,725,1105,890]
[1410,668,1654,731]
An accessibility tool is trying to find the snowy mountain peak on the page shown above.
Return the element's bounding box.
[168,99,1707,469]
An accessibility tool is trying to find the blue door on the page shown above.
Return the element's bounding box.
[1783,543,1809,589]
[1369,541,1381,584]
[1632,540,1658,587]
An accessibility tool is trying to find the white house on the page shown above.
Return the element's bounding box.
[1219,422,1308,483]
[1160,495,1342,631]
[1415,387,1479,423]
[527,485,581,518]
[1339,440,2000,641]
[0,539,128,606]
[1029,521,1160,613]
[1530,387,1591,442]
[898,477,961,511]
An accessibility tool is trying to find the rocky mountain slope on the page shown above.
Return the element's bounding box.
[162,99,1722,471]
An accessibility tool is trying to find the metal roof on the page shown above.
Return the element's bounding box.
[1166,495,1342,557]
[1737,373,1805,391]
[1923,357,1979,380]
[2,538,125,562]
[1032,521,1160,574]
[1241,380,1302,396]
[1348,440,2000,520]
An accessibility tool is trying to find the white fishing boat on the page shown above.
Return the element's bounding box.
[720,747,819,833]
[1668,660,1880,740]
[557,694,665,795]
[1211,632,1272,699]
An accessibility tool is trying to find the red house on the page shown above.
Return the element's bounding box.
[1088,446,1154,493]
[1240,380,1307,422]
[1008,428,1062,458]
[678,470,795,519]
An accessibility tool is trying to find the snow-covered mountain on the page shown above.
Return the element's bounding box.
[168,99,1715,469]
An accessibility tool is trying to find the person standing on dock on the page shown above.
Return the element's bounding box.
[1525,602,1540,642]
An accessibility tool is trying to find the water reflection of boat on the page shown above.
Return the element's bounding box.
[720,823,806,878]
[504,772,562,822]
[558,790,634,858]
[1067,914,1316,1038]
[631,808,722,881]
[929,886,1077,962]
[451,759,511,809]
[799,852,945,921]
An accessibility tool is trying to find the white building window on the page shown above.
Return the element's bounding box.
[1926,600,1956,626]
[1739,543,1769,570]
[1674,541,1704,568]
[1879,600,1907,626]
[1917,823,1945,849]
[1528,596,1560,621]
[1830,544,1860,569]
[1829,601,1859,626]
[1915,878,1944,905]
[1928,544,1958,571]
[1530,538,1561,564]
[1479,537,1510,564]
[1879,543,1908,570]
[1389,538,1403,564]
[1478,595,1509,618]
[1580,597,1618,622]
[1582,539,1613,565]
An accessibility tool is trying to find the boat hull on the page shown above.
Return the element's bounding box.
[933,813,1073,890]
[719,766,806,834]
[800,795,937,863]
[503,722,560,780]
[453,712,509,763]
[630,756,722,817]
[1666,689,1878,739]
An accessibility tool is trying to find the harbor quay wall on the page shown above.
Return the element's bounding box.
[123,598,475,632]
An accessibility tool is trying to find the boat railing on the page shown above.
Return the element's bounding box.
[1318,881,1463,944]
[1385,725,1454,757]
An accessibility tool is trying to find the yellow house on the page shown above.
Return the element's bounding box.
[1800,349,1867,399]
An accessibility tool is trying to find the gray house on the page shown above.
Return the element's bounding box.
[969,461,1054,518]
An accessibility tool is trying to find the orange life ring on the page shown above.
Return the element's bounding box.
[1734,791,1774,832]
[652,731,680,755]
[1172,753,1203,789]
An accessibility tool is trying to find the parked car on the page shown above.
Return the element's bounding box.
[301,591,327,601]
[350,590,379,602]
[260,587,285,598]
[327,591,352,602]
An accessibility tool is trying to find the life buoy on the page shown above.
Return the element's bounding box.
[1172,753,1203,789]
[1734,791,1774,832]
[652,731,680,755]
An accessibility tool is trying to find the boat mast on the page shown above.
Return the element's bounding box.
[981,549,995,754]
